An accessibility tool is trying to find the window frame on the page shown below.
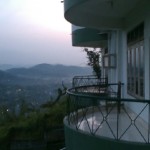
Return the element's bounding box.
[103,53,116,68]
[127,23,144,99]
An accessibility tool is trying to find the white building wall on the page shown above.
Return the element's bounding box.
[107,30,127,98]
[144,17,150,99]
[119,2,150,122]
[117,31,127,98]
[108,31,117,83]
[107,0,150,124]
[106,1,150,101]
[125,5,150,100]
[104,2,150,122]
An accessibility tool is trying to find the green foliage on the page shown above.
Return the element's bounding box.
[45,98,67,126]
[0,95,67,143]
[84,48,101,78]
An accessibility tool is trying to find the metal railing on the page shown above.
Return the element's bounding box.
[66,83,150,144]
[72,75,108,88]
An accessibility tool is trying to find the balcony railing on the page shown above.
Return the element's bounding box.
[66,76,150,144]
[72,75,108,88]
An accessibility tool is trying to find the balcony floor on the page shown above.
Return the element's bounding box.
[73,106,149,143]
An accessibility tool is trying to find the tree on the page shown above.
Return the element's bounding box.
[84,48,101,78]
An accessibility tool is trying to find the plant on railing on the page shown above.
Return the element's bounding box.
[84,48,101,78]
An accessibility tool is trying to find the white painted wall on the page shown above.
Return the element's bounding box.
[118,2,150,122]
[108,31,117,83]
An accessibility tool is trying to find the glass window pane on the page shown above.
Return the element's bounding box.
[140,78,144,97]
[140,45,144,77]
[127,42,144,98]
[127,23,144,98]
[136,47,139,75]
[136,77,138,95]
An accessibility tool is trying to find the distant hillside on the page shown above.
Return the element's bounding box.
[0,70,37,85]
[6,63,92,78]
[0,70,17,83]
[0,64,20,70]
[0,64,92,106]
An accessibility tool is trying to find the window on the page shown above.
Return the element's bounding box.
[127,23,144,98]
[103,54,116,68]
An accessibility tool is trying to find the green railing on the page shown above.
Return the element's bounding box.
[66,81,150,144]
[72,75,108,88]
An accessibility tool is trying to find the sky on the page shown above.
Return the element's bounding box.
[0,0,87,67]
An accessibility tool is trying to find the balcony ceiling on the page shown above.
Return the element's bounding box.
[64,0,141,29]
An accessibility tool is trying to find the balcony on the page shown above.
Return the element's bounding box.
[64,76,150,150]
[64,0,146,29]
[71,26,108,48]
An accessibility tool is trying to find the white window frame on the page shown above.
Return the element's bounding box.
[127,41,144,98]
[103,54,116,68]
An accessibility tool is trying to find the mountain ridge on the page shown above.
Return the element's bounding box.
[6,63,91,78]
[0,63,92,105]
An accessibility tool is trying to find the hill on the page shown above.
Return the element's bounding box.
[6,63,91,78]
[0,70,19,84]
[0,64,92,106]
[0,64,16,70]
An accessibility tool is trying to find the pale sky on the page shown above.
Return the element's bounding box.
[0,0,87,67]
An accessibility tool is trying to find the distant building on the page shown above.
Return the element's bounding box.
[63,1,150,150]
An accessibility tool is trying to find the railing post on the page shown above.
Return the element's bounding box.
[117,81,121,140]
[72,77,75,88]
[106,76,108,85]
[117,81,121,113]
[148,102,150,143]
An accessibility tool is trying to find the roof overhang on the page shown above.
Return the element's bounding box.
[64,0,141,29]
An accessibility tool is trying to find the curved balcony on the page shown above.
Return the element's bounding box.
[72,27,108,48]
[64,76,150,150]
[64,0,141,29]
